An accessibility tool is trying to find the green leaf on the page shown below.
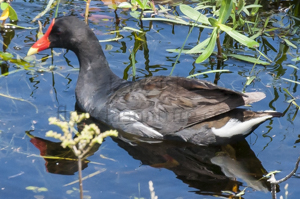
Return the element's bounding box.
[264,170,281,177]
[292,57,300,62]
[135,0,144,9]
[283,88,295,102]
[250,30,262,39]
[291,27,299,35]
[142,18,213,29]
[158,5,166,10]
[37,187,48,192]
[283,38,297,49]
[179,4,209,24]
[142,0,148,10]
[195,28,217,63]
[245,76,256,86]
[208,17,219,27]
[218,0,232,24]
[244,5,262,9]
[236,187,247,197]
[0,52,13,61]
[118,2,133,9]
[130,11,141,19]
[255,49,272,63]
[282,77,300,85]
[0,2,9,10]
[250,0,260,16]
[10,58,33,68]
[286,64,299,70]
[4,23,37,29]
[26,186,38,191]
[105,44,113,50]
[187,69,230,78]
[98,36,123,42]
[8,5,17,21]
[264,16,270,28]
[130,51,136,77]
[287,99,295,103]
[123,27,143,33]
[186,37,210,54]
[218,24,259,48]
[166,49,198,54]
[237,0,245,14]
[31,0,55,22]
[228,54,270,65]
[242,7,250,16]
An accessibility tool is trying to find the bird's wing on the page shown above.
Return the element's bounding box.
[108,76,262,134]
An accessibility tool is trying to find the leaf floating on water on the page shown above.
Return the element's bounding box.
[99,36,123,42]
[228,54,270,65]
[0,52,13,61]
[100,154,117,162]
[166,49,193,54]
[187,69,231,78]
[281,77,300,85]
[123,26,143,33]
[286,64,299,70]
[25,186,48,193]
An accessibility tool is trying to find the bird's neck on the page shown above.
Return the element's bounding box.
[74,42,124,115]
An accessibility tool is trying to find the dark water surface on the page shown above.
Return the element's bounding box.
[1,0,300,198]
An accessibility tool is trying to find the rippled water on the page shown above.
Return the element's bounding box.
[1,0,300,199]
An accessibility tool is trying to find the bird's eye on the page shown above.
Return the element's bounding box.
[53,27,62,35]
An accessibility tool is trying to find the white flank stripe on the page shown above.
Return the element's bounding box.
[119,111,140,122]
[133,122,163,138]
[212,115,272,137]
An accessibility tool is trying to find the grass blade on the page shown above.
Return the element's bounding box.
[187,69,230,78]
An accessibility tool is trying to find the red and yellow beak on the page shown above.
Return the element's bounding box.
[27,19,56,56]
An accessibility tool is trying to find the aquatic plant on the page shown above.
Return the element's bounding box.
[46,111,118,199]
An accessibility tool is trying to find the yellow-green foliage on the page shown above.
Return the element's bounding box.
[46,112,118,157]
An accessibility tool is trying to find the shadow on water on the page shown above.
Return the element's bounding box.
[26,104,281,197]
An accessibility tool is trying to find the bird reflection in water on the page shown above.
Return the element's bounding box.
[27,108,275,197]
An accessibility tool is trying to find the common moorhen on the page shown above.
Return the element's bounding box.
[27,16,281,145]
